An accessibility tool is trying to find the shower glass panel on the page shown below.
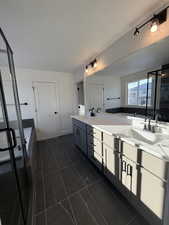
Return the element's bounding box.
[145,72,157,119]
[0,29,29,225]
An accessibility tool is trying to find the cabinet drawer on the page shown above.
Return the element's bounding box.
[89,150,102,170]
[122,142,137,163]
[87,126,102,140]
[140,167,166,219]
[88,137,102,156]
[103,133,114,149]
[142,151,168,181]
[103,144,115,176]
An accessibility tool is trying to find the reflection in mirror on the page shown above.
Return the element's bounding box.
[85,36,169,121]
[85,72,121,115]
[77,81,85,115]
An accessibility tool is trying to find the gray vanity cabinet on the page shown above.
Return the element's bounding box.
[73,125,80,146]
[72,118,169,225]
[73,119,87,155]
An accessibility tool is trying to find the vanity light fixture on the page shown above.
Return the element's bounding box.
[150,19,159,33]
[85,65,89,73]
[161,73,167,78]
[134,6,168,36]
[92,59,97,68]
[85,59,97,73]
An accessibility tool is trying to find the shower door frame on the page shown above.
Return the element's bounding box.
[0,28,28,225]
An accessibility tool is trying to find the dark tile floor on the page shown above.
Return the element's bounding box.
[32,135,149,225]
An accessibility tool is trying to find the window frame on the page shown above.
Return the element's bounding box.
[126,77,152,108]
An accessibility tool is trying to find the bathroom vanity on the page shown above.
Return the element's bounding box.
[72,113,169,225]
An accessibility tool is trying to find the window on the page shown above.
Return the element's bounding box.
[127,78,152,106]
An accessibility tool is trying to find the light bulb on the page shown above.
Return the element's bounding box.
[151,20,158,33]
[161,73,166,77]
[85,66,88,73]
[94,62,97,68]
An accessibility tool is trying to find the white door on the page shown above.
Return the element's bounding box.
[33,82,60,140]
[87,84,104,111]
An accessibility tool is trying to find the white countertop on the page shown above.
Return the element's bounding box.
[72,113,169,162]
[72,113,133,133]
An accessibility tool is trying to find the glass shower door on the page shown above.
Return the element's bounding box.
[0,29,29,225]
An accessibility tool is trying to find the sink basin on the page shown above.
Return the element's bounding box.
[120,128,165,145]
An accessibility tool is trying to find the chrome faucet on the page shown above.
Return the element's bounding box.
[155,113,159,124]
[96,107,101,113]
[144,117,152,132]
[89,107,95,117]
[148,118,151,131]
[144,114,160,133]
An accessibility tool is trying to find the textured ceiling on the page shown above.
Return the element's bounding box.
[0,0,168,72]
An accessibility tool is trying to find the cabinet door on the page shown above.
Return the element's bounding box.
[103,144,115,176]
[74,125,83,150]
[121,156,127,187]
[90,150,102,170]
[80,129,87,155]
[121,157,137,196]
[140,168,166,219]
[73,125,79,146]
[88,136,102,156]
[126,159,137,196]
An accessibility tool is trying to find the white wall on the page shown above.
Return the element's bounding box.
[3,68,77,138]
[85,74,121,111]
[104,76,121,109]
[75,6,169,80]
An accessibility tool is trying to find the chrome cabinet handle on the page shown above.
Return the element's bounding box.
[127,164,133,176]
[121,160,127,172]
[90,143,96,147]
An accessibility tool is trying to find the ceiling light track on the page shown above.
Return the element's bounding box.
[85,59,97,73]
[134,6,169,36]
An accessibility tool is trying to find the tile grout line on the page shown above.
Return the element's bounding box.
[85,186,109,225]
[37,137,143,225]
[126,215,137,225]
[78,191,104,225]
[33,176,104,217]
[59,200,75,224]
[60,171,78,225]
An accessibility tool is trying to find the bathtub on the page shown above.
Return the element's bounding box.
[0,127,33,163]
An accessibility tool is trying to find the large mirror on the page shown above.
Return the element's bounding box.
[85,71,121,115]
[84,36,169,121]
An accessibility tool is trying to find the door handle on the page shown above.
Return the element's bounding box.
[127,164,133,176]
[54,112,58,114]
[122,160,127,172]
[0,128,17,151]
